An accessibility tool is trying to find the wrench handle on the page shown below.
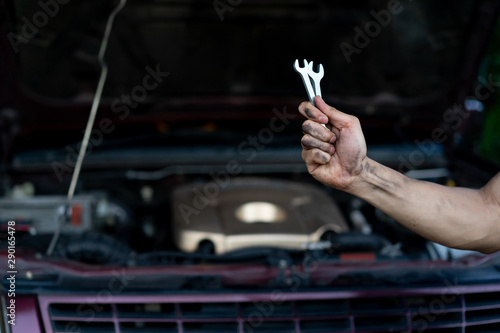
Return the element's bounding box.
[300,75,316,105]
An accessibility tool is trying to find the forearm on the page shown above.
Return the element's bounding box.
[347,158,500,253]
[298,98,499,253]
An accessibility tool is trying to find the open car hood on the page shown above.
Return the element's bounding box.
[1,0,500,124]
[0,0,498,174]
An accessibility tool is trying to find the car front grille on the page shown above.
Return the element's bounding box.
[38,287,500,333]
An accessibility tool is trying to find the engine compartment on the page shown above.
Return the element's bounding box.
[1,169,467,267]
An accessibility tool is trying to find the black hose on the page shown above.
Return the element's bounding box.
[55,232,133,265]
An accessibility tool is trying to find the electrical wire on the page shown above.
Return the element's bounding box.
[46,0,128,256]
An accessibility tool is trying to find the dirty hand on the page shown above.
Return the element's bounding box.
[299,96,367,191]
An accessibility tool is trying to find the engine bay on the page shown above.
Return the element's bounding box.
[1,169,473,267]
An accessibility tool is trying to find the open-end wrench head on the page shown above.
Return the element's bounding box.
[308,61,324,79]
[294,59,309,74]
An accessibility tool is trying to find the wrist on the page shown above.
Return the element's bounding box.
[346,158,407,203]
[344,158,381,197]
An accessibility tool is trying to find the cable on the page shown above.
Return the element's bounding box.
[46,0,128,256]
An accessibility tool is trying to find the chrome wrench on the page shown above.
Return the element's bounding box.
[294,59,328,128]
[308,61,324,100]
[293,59,316,104]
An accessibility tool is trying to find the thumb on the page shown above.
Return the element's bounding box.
[315,96,353,129]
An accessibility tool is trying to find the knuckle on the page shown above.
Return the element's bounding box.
[309,148,330,164]
[313,149,323,159]
[301,134,313,147]
[299,101,309,110]
[348,115,360,125]
[313,149,329,164]
[302,121,313,134]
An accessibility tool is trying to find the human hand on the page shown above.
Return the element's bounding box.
[299,96,367,191]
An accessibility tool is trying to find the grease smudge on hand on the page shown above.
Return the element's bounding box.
[304,108,316,119]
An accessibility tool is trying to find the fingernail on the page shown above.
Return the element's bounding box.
[319,116,328,123]
[329,135,336,143]
[329,146,335,155]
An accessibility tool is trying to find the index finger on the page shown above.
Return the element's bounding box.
[298,100,329,124]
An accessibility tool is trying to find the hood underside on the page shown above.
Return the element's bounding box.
[2,0,499,121]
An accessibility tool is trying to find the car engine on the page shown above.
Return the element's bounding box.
[1,170,464,266]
